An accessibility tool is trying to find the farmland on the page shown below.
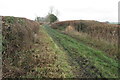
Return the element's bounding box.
[51,20,118,60]
[1,16,119,78]
[44,24,119,78]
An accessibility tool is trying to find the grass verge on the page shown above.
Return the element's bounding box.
[24,25,74,78]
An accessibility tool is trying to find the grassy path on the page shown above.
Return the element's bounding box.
[44,25,119,78]
[25,25,74,78]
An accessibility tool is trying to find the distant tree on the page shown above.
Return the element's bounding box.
[55,9,59,17]
[35,17,46,22]
[47,14,58,23]
[35,6,59,23]
[49,6,54,14]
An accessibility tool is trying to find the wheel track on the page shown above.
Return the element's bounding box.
[44,25,104,78]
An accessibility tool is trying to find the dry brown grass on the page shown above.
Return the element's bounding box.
[2,16,40,78]
[51,20,119,45]
[51,20,119,59]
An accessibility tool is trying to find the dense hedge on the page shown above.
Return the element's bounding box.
[2,16,40,78]
[51,20,119,45]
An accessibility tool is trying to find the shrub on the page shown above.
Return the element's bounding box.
[47,14,58,23]
[4,16,15,24]
[2,16,40,78]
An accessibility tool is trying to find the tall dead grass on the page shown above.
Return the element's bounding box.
[2,16,40,78]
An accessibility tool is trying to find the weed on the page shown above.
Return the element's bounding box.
[4,16,15,24]
[18,18,25,25]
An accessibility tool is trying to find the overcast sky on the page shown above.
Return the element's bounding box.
[0,0,119,22]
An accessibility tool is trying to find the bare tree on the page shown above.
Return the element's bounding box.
[55,9,59,17]
[49,6,54,14]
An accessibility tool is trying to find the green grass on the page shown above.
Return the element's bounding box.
[24,26,74,78]
[39,26,74,78]
[44,25,119,78]
[63,31,118,60]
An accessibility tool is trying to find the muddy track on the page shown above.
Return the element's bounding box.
[44,25,106,78]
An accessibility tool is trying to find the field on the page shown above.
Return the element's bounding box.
[2,16,119,78]
[44,25,119,78]
[51,20,118,59]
